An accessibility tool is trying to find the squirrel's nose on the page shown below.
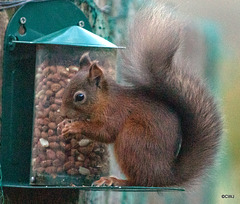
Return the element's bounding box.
[59,106,66,117]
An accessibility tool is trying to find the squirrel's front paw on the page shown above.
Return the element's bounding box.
[57,119,71,134]
[62,122,83,140]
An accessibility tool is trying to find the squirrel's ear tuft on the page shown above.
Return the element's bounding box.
[88,61,103,88]
[79,52,91,69]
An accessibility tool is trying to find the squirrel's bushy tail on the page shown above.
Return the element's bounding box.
[122,4,222,186]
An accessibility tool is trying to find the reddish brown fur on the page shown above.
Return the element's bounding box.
[60,4,222,187]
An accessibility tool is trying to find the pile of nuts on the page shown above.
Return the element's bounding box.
[31,59,109,185]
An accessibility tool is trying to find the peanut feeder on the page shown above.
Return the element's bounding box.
[0,0,119,188]
[30,29,118,185]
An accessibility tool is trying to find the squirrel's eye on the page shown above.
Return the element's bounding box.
[74,91,86,103]
[75,93,84,102]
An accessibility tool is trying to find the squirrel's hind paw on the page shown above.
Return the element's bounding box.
[92,176,129,187]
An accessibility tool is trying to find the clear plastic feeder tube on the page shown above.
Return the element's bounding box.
[30,45,117,186]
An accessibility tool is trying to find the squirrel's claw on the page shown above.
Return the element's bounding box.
[61,126,71,140]
[92,177,114,187]
[61,124,70,136]
[92,176,128,187]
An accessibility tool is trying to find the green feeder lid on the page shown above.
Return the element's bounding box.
[15,26,120,48]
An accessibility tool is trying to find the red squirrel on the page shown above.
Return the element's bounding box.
[60,5,222,187]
